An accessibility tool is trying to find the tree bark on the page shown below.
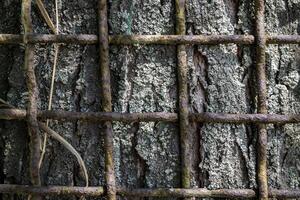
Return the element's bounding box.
[0,0,299,200]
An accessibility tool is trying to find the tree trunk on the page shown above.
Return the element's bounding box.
[0,0,299,199]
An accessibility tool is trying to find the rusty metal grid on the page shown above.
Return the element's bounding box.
[0,0,300,199]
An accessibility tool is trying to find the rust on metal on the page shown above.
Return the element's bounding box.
[0,185,104,196]
[99,0,116,199]
[1,34,300,45]
[22,0,42,200]
[255,0,268,199]
[110,35,255,45]
[267,35,300,44]
[269,189,300,198]
[189,113,300,124]
[26,34,98,44]
[175,0,192,192]
[0,185,298,199]
[117,188,256,198]
[1,109,300,124]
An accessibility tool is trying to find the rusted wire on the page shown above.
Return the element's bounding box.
[267,35,300,44]
[111,35,255,45]
[98,0,116,199]
[1,109,300,124]
[1,34,300,45]
[0,185,104,196]
[0,185,299,199]
[117,188,256,198]
[118,188,300,198]
[176,0,192,194]
[22,0,42,200]
[110,35,300,45]
[255,0,268,199]
[269,189,300,198]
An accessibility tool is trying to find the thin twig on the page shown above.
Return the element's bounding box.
[38,0,60,170]
[39,44,59,168]
[35,0,57,34]
[55,0,59,33]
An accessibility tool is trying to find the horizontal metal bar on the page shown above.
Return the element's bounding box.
[0,109,177,122]
[267,35,300,44]
[269,189,300,199]
[0,34,299,45]
[0,34,98,44]
[0,109,300,124]
[189,113,300,124]
[110,35,255,45]
[0,185,104,196]
[118,188,300,198]
[117,188,256,198]
[0,185,298,198]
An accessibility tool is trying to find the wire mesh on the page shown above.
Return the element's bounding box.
[0,0,299,199]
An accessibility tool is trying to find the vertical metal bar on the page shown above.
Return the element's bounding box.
[22,0,42,200]
[254,0,268,199]
[176,0,191,194]
[98,0,117,200]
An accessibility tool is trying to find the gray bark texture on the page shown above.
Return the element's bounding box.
[0,0,299,199]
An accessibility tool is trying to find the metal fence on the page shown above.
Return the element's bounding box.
[0,0,300,199]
